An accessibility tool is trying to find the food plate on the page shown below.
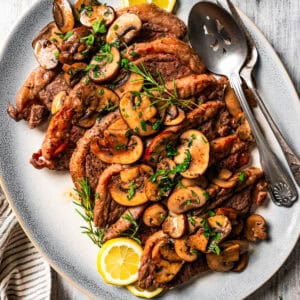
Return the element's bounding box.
[0,0,299,299]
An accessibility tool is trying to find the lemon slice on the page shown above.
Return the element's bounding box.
[127,283,164,298]
[152,0,176,12]
[97,237,143,286]
[122,0,176,13]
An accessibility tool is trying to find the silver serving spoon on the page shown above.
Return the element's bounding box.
[188,1,298,207]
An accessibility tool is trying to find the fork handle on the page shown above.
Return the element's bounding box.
[229,73,298,207]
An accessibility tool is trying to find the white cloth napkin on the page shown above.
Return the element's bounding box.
[0,190,51,300]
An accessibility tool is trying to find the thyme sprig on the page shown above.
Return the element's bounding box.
[128,63,199,110]
[73,179,104,248]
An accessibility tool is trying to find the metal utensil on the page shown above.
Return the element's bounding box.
[188,1,298,207]
[222,0,300,187]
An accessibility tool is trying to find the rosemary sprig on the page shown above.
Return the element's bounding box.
[122,211,141,244]
[128,63,199,110]
[74,179,104,248]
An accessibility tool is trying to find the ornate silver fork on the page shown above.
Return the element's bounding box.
[218,0,300,189]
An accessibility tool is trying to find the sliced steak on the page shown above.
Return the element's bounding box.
[28,104,49,128]
[224,187,252,214]
[117,4,186,41]
[134,53,193,82]
[39,73,70,110]
[162,255,208,289]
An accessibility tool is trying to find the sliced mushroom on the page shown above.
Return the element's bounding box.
[159,244,182,262]
[34,39,59,70]
[90,117,143,164]
[32,22,63,49]
[244,214,267,242]
[53,0,75,33]
[109,164,153,206]
[80,5,115,27]
[106,13,142,45]
[187,215,203,234]
[215,207,239,223]
[206,243,240,272]
[51,91,67,114]
[120,92,161,136]
[174,238,198,262]
[74,85,120,128]
[145,158,176,201]
[164,106,186,126]
[224,86,242,118]
[62,62,88,87]
[179,177,208,189]
[162,214,187,239]
[142,204,167,227]
[114,71,144,97]
[89,47,121,83]
[153,259,183,284]
[188,228,209,253]
[232,253,248,272]
[218,169,233,180]
[221,240,249,254]
[167,186,207,214]
[207,215,232,241]
[174,130,210,179]
[144,128,179,165]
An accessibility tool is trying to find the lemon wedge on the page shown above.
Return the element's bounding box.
[97,237,143,286]
[122,0,176,13]
[127,283,164,298]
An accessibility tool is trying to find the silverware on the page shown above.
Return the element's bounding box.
[222,0,300,187]
[188,1,298,207]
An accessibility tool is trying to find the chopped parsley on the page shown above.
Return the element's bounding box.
[92,20,107,34]
[127,182,136,200]
[166,143,178,158]
[238,171,246,184]
[56,31,74,41]
[140,120,147,132]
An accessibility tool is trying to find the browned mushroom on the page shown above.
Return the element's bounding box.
[174,130,210,178]
[206,243,240,272]
[34,39,59,70]
[232,253,248,272]
[114,71,144,97]
[174,238,198,262]
[244,214,267,242]
[80,5,115,27]
[188,228,210,253]
[89,47,121,83]
[109,164,153,206]
[207,215,232,241]
[152,257,183,284]
[90,117,144,164]
[164,106,186,126]
[142,204,167,227]
[187,215,203,234]
[73,84,120,128]
[179,176,208,189]
[120,92,161,136]
[159,243,182,262]
[62,62,88,87]
[53,0,75,33]
[167,186,207,214]
[162,214,187,238]
[106,13,142,45]
[145,158,176,201]
[144,128,179,165]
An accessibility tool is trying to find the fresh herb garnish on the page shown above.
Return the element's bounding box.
[166,143,178,158]
[54,50,60,59]
[122,211,141,244]
[238,171,246,184]
[56,31,74,41]
[127,182,136,200]
[208,210,216,217]
[81,33,95,45]
[92,20,107,34]
[73,179,104,248]
[140,120,147,132]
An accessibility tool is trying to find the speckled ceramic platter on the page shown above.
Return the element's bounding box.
[0,0,299,299]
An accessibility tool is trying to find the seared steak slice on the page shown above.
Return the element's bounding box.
[8,67,57,127]
[224,187,253,214]
[126,38,205,75]
[134,53,193,82]
[117,4,186,41]
[162,255,208,289]
[39,73,70,110]
[27,104,49,128]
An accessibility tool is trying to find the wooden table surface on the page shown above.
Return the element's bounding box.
[1,0,299,299]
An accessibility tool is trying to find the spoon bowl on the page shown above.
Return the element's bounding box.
[188,1,298,207]
[188,1,248,76]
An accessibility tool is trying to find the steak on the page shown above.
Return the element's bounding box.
[39,73,70,110]
[224,187,252,214]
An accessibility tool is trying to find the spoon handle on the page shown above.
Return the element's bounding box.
[229,73,298,207]
[247,84,300,186]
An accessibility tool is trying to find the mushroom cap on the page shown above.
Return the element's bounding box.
[167,186,207,214]
[142,204,167,227]
[34,39,59,70]
[244,214,267,242]
[174,129,210,179]
[80,5,115,27]
[106,13,142,45]
[162,214,187,239]
[89,47,121,83]
[53,0,75,33]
